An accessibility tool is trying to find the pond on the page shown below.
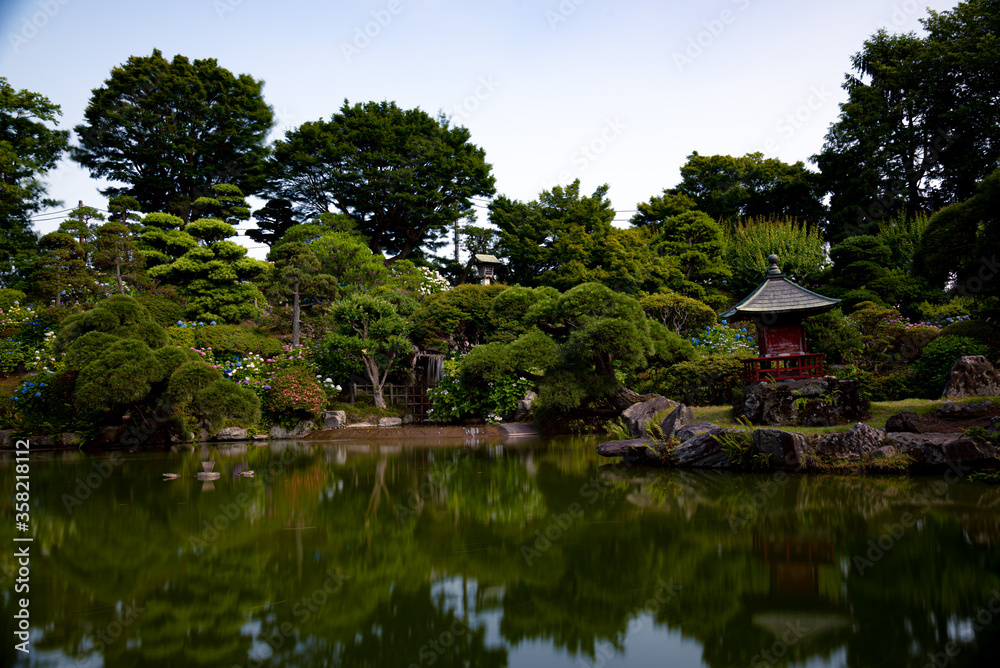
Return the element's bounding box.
[2,435,999,668]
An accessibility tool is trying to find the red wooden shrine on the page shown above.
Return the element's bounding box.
[720,254,840,383]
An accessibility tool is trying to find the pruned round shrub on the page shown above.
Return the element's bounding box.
[0,289,26,311]
[658,355,744,406]
[913,336,989,399]
[166,324,281,357]
[135,293,186,327]
[265,367,327,420]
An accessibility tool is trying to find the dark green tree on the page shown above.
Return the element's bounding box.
[144,185,269,322]
[264,100,495,260]
[31,232,94,305]
[0,77,69,287]
[666,152,825,225]
[73,49,273,219]
[269,239,338,346]
[492,181,682,293]
[325,293,411,408]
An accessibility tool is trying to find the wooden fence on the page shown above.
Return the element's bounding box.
[349,383,433,422]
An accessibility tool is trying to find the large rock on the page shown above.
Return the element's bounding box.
[675,422,724,442]
[215,427,248,441]
[941,356,1000,399]
[937,400,994,419]
[596,438,657,465]
[621,395,679,437]
[887,432,998,467]
[0,430,15,448]
[378,417,402,428]
[322,411,347,429]
[515,391,537,421]
[735,377,868,427]
[753,428,808,468]
[672,431,731,468]
[659,404,695,438]
[885,411,922,433]
[269,421,314,439]
[813,422,888,461]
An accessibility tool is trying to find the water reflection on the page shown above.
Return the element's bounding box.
[1,437,998,668]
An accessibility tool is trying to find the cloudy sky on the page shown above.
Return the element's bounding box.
[1,0,958,258]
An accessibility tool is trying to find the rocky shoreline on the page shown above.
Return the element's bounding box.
[598,398,1000,473]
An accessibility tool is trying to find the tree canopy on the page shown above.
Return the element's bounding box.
[73,49,273,219]
[0,78,69,288]
[263,100,495,260]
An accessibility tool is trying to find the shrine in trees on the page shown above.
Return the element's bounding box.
[721,254,840,383]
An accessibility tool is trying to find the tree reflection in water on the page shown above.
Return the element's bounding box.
[0,440,998,668]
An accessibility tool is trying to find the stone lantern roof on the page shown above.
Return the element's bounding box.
[720,254,839,320]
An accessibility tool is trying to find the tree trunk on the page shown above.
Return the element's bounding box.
[115,258,125,295]
[292,280,300,347]
[610,385,658,412]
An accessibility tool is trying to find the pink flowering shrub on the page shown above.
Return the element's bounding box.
[265,367,327,420]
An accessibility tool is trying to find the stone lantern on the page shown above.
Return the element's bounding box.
[473,254,500,285]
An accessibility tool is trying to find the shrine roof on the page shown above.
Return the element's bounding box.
[720,255,840,320]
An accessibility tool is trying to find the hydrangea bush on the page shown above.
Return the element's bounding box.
[690,321,757,358]
[427,358,533,424]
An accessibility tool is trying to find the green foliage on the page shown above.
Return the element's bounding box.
[0,77,70,288]
[941,319,1000,359]
[868,368,917,402]
[166,324,282,358]
[665,151,824,225]
[264,367,327,421]
[804,310,863,364]
[326,294,411,409]
[410,283,508,352]
[264,99,495,260]
[638,292,716,337]
[492,181,682,293]
[913,336,989,399]
[723,217,827,296]
[717,417,770,471]
[658,355,745,406]
[56,295,167,352]
[427,358,533,423]
[0,289,26,310]
[645,209,731,304]
[73,49,272,217]
[134,294,186,328]
[143,185,269,323]
[689,322,757,358]
[74,338,164,412]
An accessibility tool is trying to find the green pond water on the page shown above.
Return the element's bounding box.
[2,435,999,668]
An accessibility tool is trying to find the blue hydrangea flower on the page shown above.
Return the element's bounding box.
[177,320,183,326]
[35,392,41,397]
[210,321,217,325]
[721,320,727,325]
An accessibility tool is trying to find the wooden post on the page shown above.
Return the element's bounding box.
[349,383,356,404]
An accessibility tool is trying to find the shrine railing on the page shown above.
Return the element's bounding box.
[742,354,825,384]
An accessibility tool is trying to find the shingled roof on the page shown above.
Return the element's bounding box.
[720,254,839,319]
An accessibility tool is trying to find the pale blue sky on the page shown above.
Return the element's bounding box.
[1,0,958,258]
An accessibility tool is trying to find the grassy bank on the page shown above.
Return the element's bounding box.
[692,396,1000,436]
